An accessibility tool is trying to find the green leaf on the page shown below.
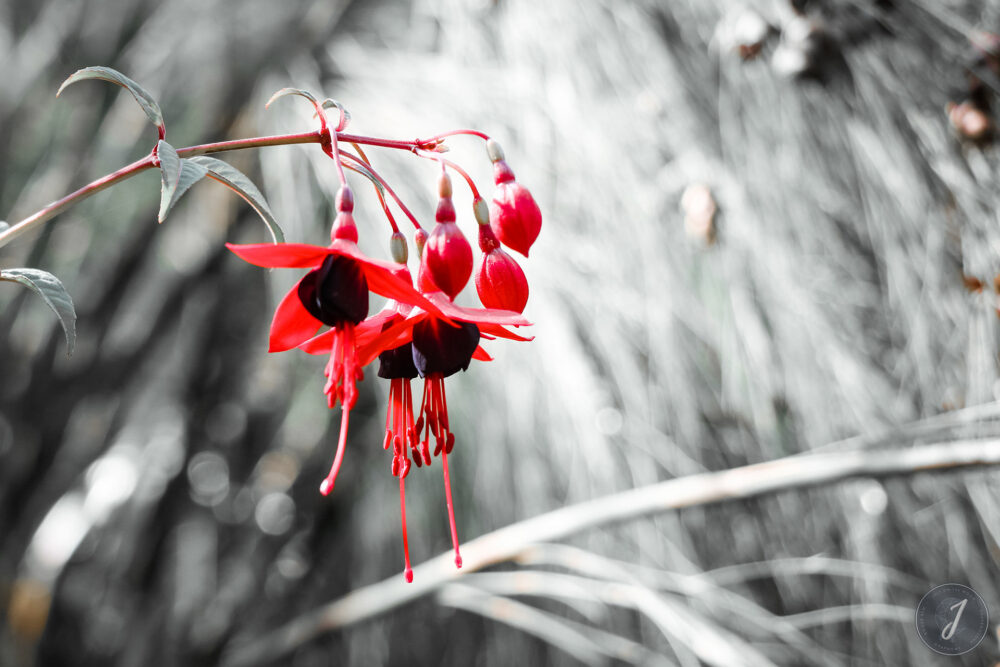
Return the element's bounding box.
[156,140,182,223]
[57,66,165,135]
[1,268,77,355]
[188,156,284,243]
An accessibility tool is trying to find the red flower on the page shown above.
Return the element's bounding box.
[313,290,530,572]
[226,219,444,497]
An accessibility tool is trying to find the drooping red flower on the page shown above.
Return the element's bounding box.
[326,288,530,570]
[226,192,444,496]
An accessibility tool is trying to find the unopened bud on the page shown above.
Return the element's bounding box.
[486,138,505,163]
[336,186,354,213]
[390,231,408,264]
[473,197,490,226]
[415,228,428,257]
[438,172,453,198]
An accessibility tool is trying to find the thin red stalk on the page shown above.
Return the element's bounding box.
[419,129,491,143]
[350,143,399,234]
[415,148,481,200]
[340,152,424,232]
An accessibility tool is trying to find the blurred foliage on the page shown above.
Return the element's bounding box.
[4,0,1000,665]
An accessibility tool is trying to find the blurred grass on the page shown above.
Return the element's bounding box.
[3,0,1000,665]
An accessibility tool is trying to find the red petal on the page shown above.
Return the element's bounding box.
[426,291,531,327]
[269,279,323,352]
[299,329,335,355]
[363,265,447,318]
[355,314,424,366]
[355,308,402,345]
[226,242,329,268]
[478,322,535,342]
[472,346,493,362]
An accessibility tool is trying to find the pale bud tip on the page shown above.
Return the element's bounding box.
[486,138,505,163]
[473,198,490,226]
[438,172,453,198]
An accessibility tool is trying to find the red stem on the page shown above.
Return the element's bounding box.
[419,129,491,143]
[339,151,424,232]
[0,129,439,250]
[414,149,481,200]
[348,143,399,235]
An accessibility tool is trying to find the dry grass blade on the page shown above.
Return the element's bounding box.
[220,438,1000,666]
[437,583,613,667]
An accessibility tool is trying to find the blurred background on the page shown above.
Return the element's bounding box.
[3,0,1000,665]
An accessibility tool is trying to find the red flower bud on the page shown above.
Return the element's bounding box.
[331,186,358,242]
[490,160,542,257]
[476,224,528,313]
[422,176,472,299]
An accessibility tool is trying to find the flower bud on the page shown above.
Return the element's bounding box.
[390,231,408,264]
[476,238,529,314]
[331,211,358,243]
[414,228,428,257]
[336,185,355,213]
[490,160,542,257]
[421,185,473,299]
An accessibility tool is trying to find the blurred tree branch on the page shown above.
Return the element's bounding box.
[222,438,1000,666]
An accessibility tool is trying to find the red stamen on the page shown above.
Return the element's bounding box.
[441,441,462,569]
[399,475,413,583]
[320,407,351,495]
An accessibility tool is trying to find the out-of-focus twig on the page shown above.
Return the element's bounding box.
[437,583,615,667]
[221,438,1000,666]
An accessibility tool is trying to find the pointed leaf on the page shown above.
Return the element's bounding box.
[266,87,319,110]
[57,66,164,134]
[190,156,284,243]
[156,140,181,222]
[1,268,77,355]
[158,156,208,222]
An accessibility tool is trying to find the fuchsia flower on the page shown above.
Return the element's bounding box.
[229,132,539,583]
[226,187,444,496]
[347,285,530,573]
[299,269,530,577]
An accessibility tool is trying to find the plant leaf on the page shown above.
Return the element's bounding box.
[57,66,165,134]
[188,156,284,243]
[156,140,182,222]
[1,268,77,355]
[319,98,351,131]
[265,87,319,110]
